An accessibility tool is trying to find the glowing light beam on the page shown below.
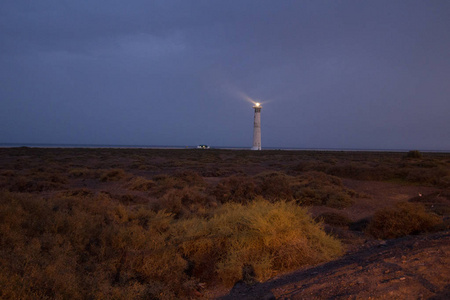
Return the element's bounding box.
[222,82,271,106]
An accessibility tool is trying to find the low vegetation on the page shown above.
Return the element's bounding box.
[175,200,343,286]
[0,147,448,298]
[406,150,423,159]
[126,176,155,191]
[366,202,442,239]
[0,191,341,299]
[100,168,128,182]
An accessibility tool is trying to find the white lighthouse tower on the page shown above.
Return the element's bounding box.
[251,103,262,150]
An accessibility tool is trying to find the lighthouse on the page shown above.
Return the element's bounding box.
[251,103,262,150]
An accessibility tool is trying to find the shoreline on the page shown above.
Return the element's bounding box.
[0,144,449,153]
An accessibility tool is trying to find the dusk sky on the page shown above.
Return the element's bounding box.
[1,1,449,150]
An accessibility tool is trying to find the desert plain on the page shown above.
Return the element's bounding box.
[0,147,449,299]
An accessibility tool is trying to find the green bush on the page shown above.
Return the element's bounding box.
[366,202,442,239]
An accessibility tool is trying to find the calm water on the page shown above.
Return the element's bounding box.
[0,143,448,153]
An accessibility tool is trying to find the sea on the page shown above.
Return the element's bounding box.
[0,143,448,153]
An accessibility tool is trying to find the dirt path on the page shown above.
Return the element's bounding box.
[218,231,450,299]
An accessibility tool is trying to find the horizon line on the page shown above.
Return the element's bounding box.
[0,142,449,153]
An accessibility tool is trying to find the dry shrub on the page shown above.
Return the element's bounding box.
[405,167,449,187]
[173,170,205,187]
[63,188,95,197]
[0,180,344,297]
[213,175,258,204]
[7,176,64,193]
[157,187,217,218]
[327,163,394,181]
[126,176,155,191]
[0,170,16,177]
[213,171,356,208]
[150,172,205,197]
[366,202,442,239]
[116,194,148,204]
[174,199,343,286]
[0,192,85,299]
[151,174,182,197]
[0,190,191,299]
[0,168,68,193]
[326,193,355,209]
[406,150,423,158]
[256,172,293,201]
[293,172,355,208]
[69,168,98,178]
[100,169,127,182]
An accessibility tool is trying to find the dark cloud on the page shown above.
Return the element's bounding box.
[1,0,449,149]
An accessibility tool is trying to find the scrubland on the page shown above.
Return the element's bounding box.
[0,148,449,299]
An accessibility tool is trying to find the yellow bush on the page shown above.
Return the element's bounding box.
[174,199,343,285]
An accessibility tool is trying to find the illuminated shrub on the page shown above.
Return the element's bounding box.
[174,199,343,286]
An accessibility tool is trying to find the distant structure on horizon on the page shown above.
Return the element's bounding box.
[251,103,262,150]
